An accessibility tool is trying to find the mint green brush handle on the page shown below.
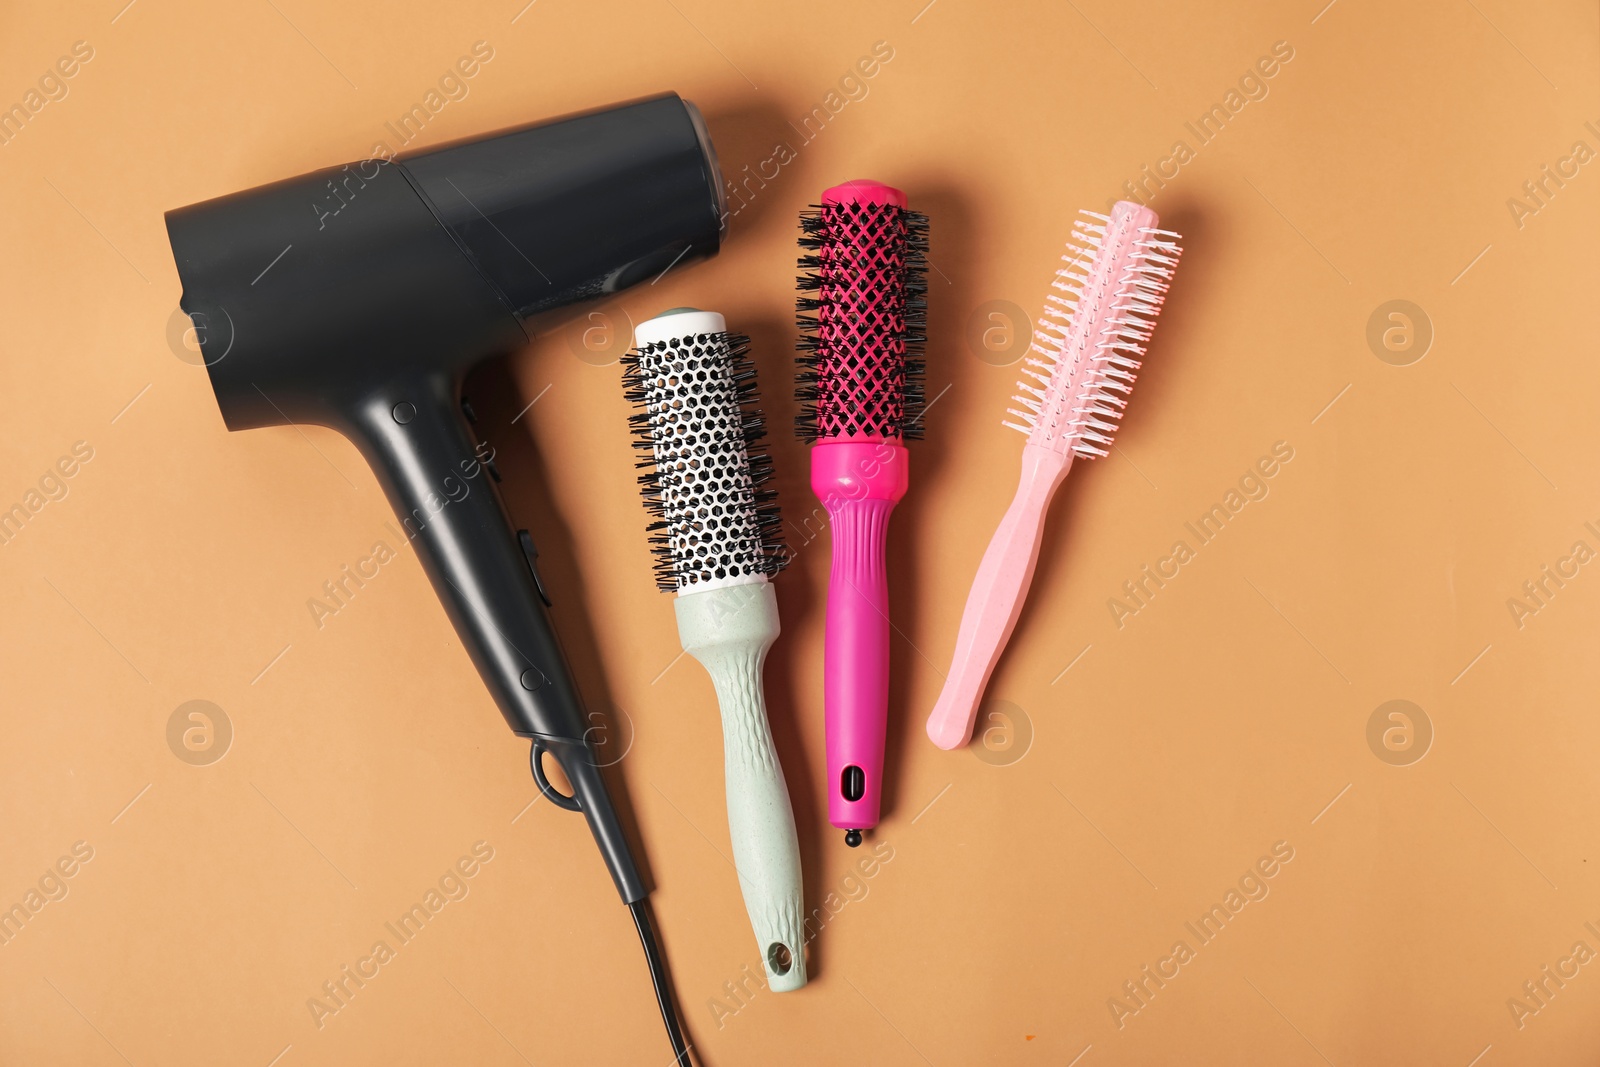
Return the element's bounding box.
[675,581,807,991]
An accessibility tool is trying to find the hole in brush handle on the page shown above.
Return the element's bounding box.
[766,942,793,975]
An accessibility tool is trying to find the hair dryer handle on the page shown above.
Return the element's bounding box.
[925,444,1071,750]
[347,375,646,903]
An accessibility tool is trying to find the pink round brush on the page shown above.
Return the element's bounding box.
[925,200,1182,750]
[796,179,928,846]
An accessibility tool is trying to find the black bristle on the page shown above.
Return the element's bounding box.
[621,331,789,593]
[900,209,930,438]
[725,333,788,580]
[794,202,930,443]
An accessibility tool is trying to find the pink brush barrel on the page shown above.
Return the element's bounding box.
[805,179,920,844]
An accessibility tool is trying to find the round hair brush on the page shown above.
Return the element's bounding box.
[624,309,807,992]
[796,179,928,845]
[925,200,1182,750]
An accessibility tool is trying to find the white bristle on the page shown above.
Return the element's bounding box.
[1005,206,1182,454]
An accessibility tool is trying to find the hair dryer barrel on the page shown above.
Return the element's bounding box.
[165,92,724,429]
[402,93,727,318]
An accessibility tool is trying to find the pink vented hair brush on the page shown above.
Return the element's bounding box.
[796,179,928,846]
[925,200,1181,750]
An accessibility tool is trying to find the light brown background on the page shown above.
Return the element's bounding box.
[1,0,1597,1064]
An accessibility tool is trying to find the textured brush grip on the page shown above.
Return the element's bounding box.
[926,444,1071,750]
[814,442,907,832]
[675,582,807,992]
[824,498,893,830]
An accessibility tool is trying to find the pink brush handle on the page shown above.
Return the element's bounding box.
[926,443,1072,750]
[813,439,907,833]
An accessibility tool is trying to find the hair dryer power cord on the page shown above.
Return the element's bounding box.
[630,898,693,1066]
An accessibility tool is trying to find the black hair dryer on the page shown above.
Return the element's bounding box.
[165,93,726,1064]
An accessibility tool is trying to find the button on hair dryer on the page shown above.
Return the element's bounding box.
[164,93,726,1066]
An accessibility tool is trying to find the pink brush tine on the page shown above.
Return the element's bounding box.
[797,179,927,844]
[925,200,1181,751]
